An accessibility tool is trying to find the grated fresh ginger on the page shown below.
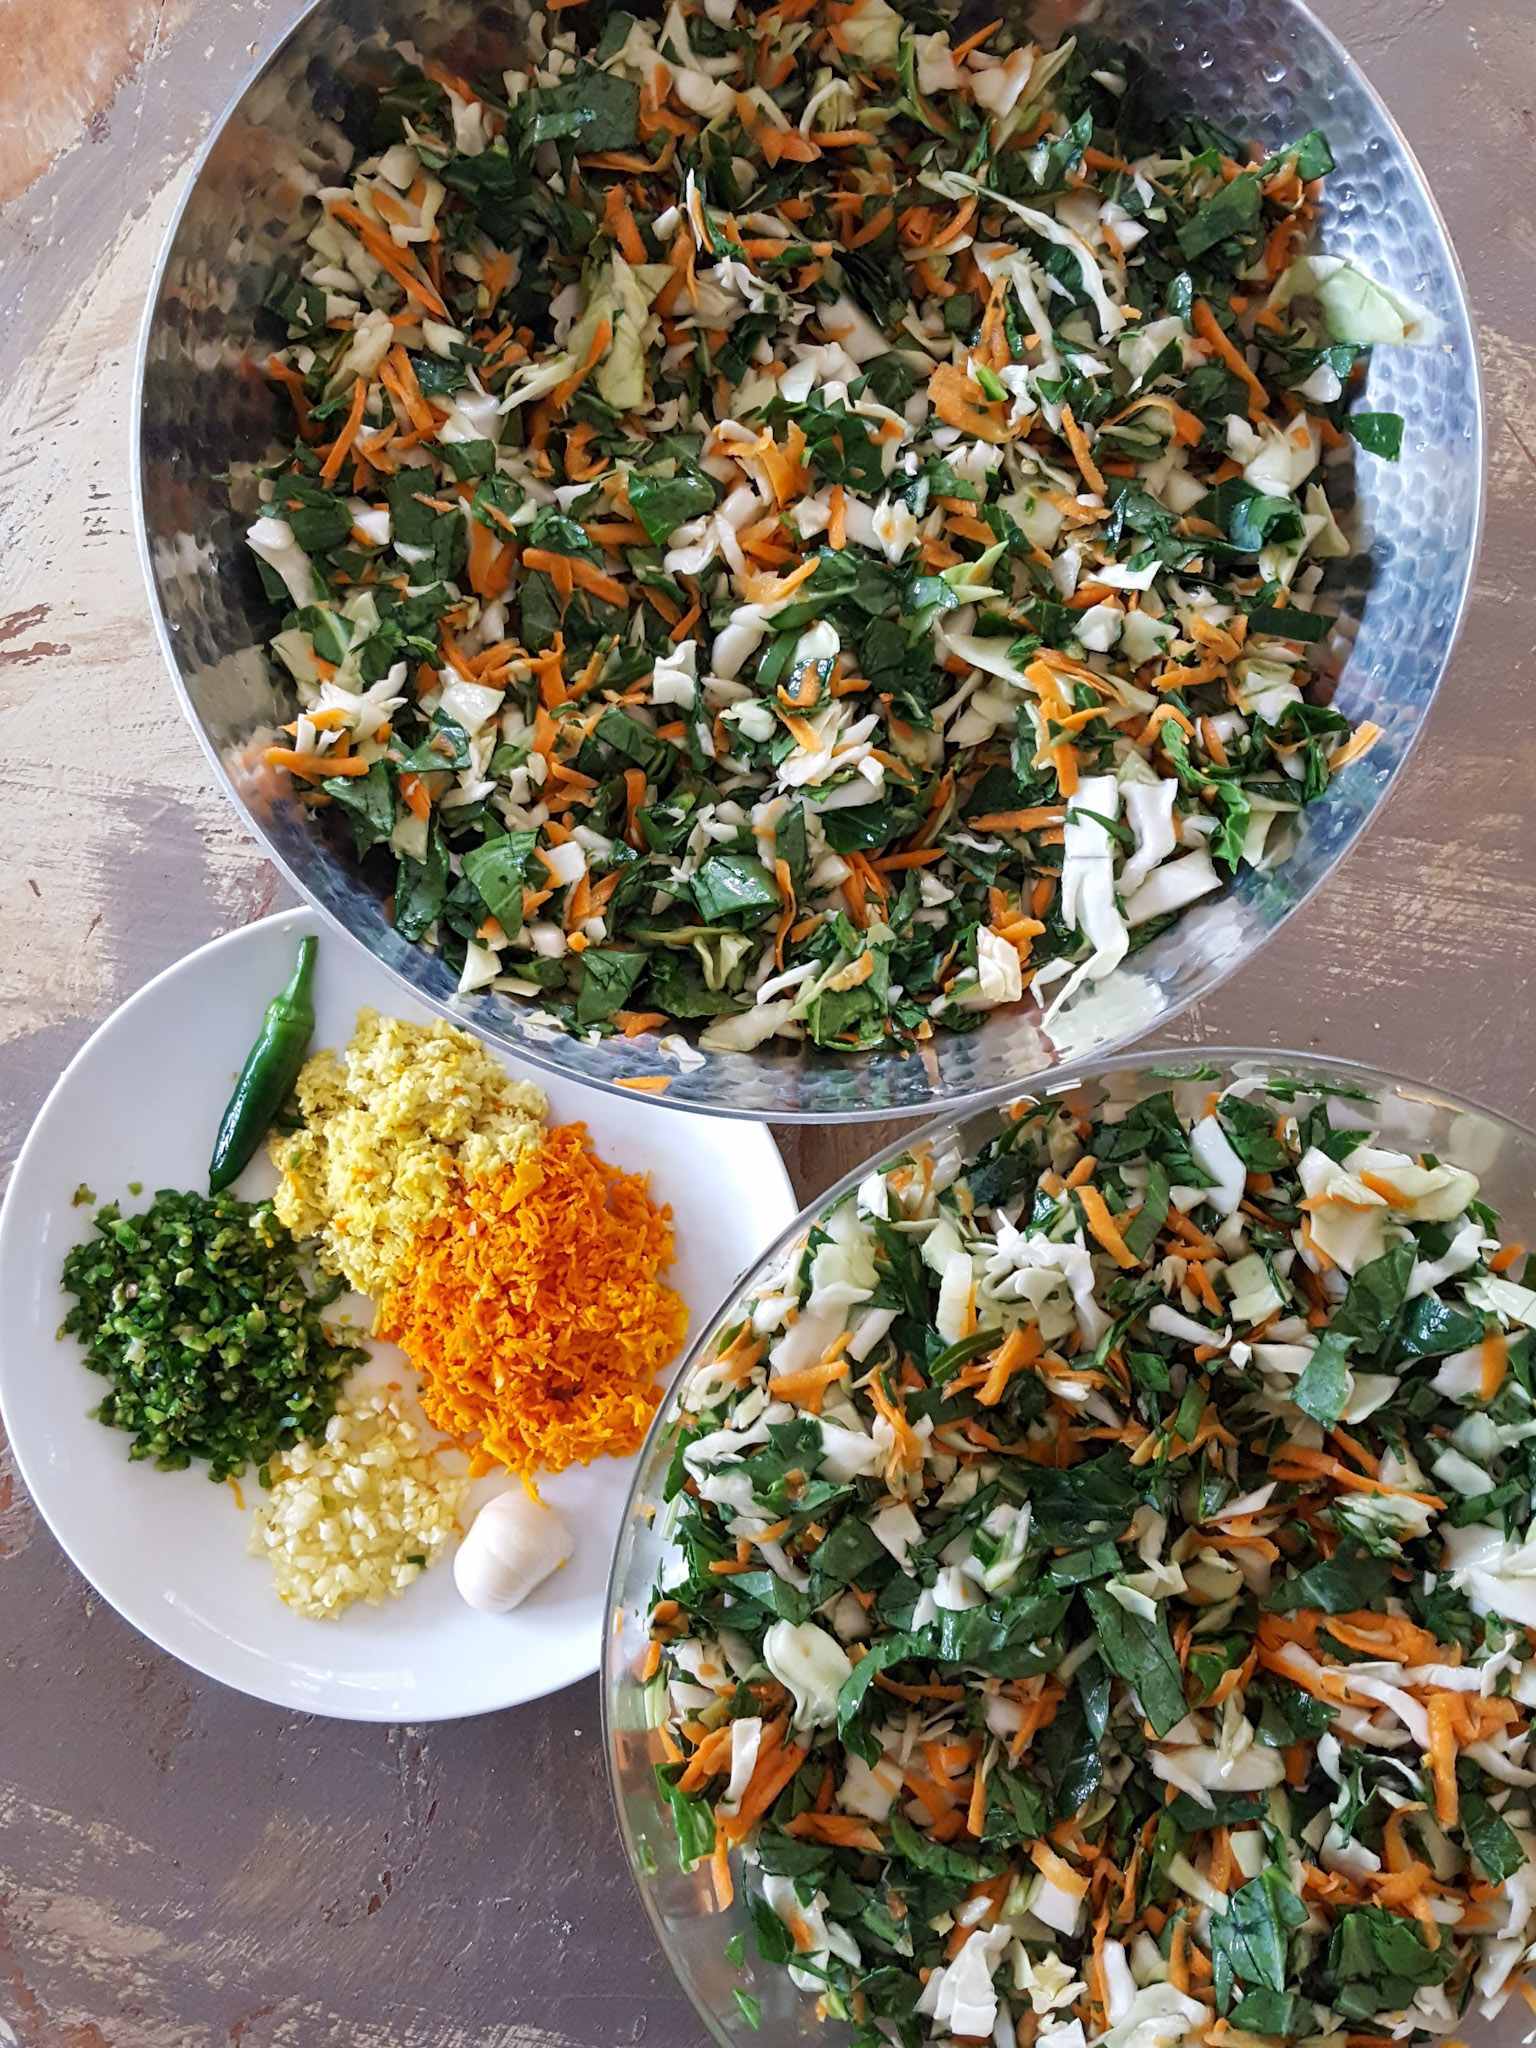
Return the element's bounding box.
[270,1007,546,1299]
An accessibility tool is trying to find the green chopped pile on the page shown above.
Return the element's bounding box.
[60,1188,365,1481]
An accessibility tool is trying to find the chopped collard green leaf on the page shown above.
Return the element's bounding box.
[245,0,1412,1053]
[640,1067,1536,2046]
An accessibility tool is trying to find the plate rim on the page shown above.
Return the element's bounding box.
[0,906,797,1720]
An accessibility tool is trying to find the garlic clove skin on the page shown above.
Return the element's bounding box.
[453,1490,573,1614]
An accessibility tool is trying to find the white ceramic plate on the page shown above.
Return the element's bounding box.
[0,908,796,1721]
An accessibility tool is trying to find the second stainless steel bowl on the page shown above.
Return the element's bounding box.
[602,1046,1534,2046]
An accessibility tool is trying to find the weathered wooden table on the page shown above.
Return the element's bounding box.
[1,2,1533,2041]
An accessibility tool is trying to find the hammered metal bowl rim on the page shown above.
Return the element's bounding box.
[131,0,1487,1127]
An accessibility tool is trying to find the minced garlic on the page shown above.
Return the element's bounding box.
[270,1007,546,1297]
[250,1388,466,1619]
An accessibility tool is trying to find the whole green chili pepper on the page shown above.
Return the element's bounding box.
[208,936,318,1193]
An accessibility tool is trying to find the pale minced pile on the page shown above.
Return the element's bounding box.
[270,1007,546,1297]
[250,1387,466,1618]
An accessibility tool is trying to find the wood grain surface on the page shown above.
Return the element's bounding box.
[0,2,1533,2041]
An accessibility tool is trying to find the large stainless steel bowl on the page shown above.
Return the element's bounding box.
[601,1047,1535,2047]
[135,0,1483,1123]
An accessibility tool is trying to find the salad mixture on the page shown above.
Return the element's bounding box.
[249,0,1417,1055]
[643,1071,1536,2046]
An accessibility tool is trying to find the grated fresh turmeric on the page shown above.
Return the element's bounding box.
[377,1123,688,1481]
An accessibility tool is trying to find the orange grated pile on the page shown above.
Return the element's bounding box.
[377,1122,688,1481]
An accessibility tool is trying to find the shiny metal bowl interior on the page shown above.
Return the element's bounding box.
[601,1047,1536,2047]
[136,0,1482,1122]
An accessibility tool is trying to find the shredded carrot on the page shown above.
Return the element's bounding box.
[380,345,436,435]
[828,483,847,550]
[846,204,895,250]
[868,1375,922,1488]
[966,807,1066,834]
[1329,720,1384,773]
[1268,1443,1445,1508]
[976,1324,1044,1406]
[1325,1613,1441,1664]
[678,1724,735,1793]
[522,547,629,608]
[319,375,371,484]
[1059,404,1107,497]
[670,595,702,643]
[1077,1186,1139,1270]
[623,766,647,849]
[377,1124,689,1480]
[710,1833,735,1910]
[584,520,650,548]
[565,422,607,482]
[784,1811,885,1853]
[768,1344,851,1414]
[1191,299,1268,418]
[263,746,367,781]
[327,200,448,319]
[1427,1692,1461,1832]
[265,355,314,438]
[718,1725,807,1844]
[602,182,648,266]
[467,516,513,600]
[1106,393,1204,448]
[1030,1839,1088,1897]
[397,771,432,822]
[1481,1330,1510,1402]
[950,14,1004,62]
[928,361,1014,444]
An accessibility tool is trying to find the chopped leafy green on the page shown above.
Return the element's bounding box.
[1177,172,1262,260]
[462,831,539,933]
[519,67,639,151]
[1210,1870,1307,2007]
[1347,410,1404,460]
[574,948,648,1026]
[1265,1544,1392,1615]
[690,855,784,928]
[393,828,449,943]
[1325,1906,1451,2019]
[1082,1586,1186,1736]
[627,461,719,545]
[1293,1329,1352,1425]
[1462,1788,1528,1881]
